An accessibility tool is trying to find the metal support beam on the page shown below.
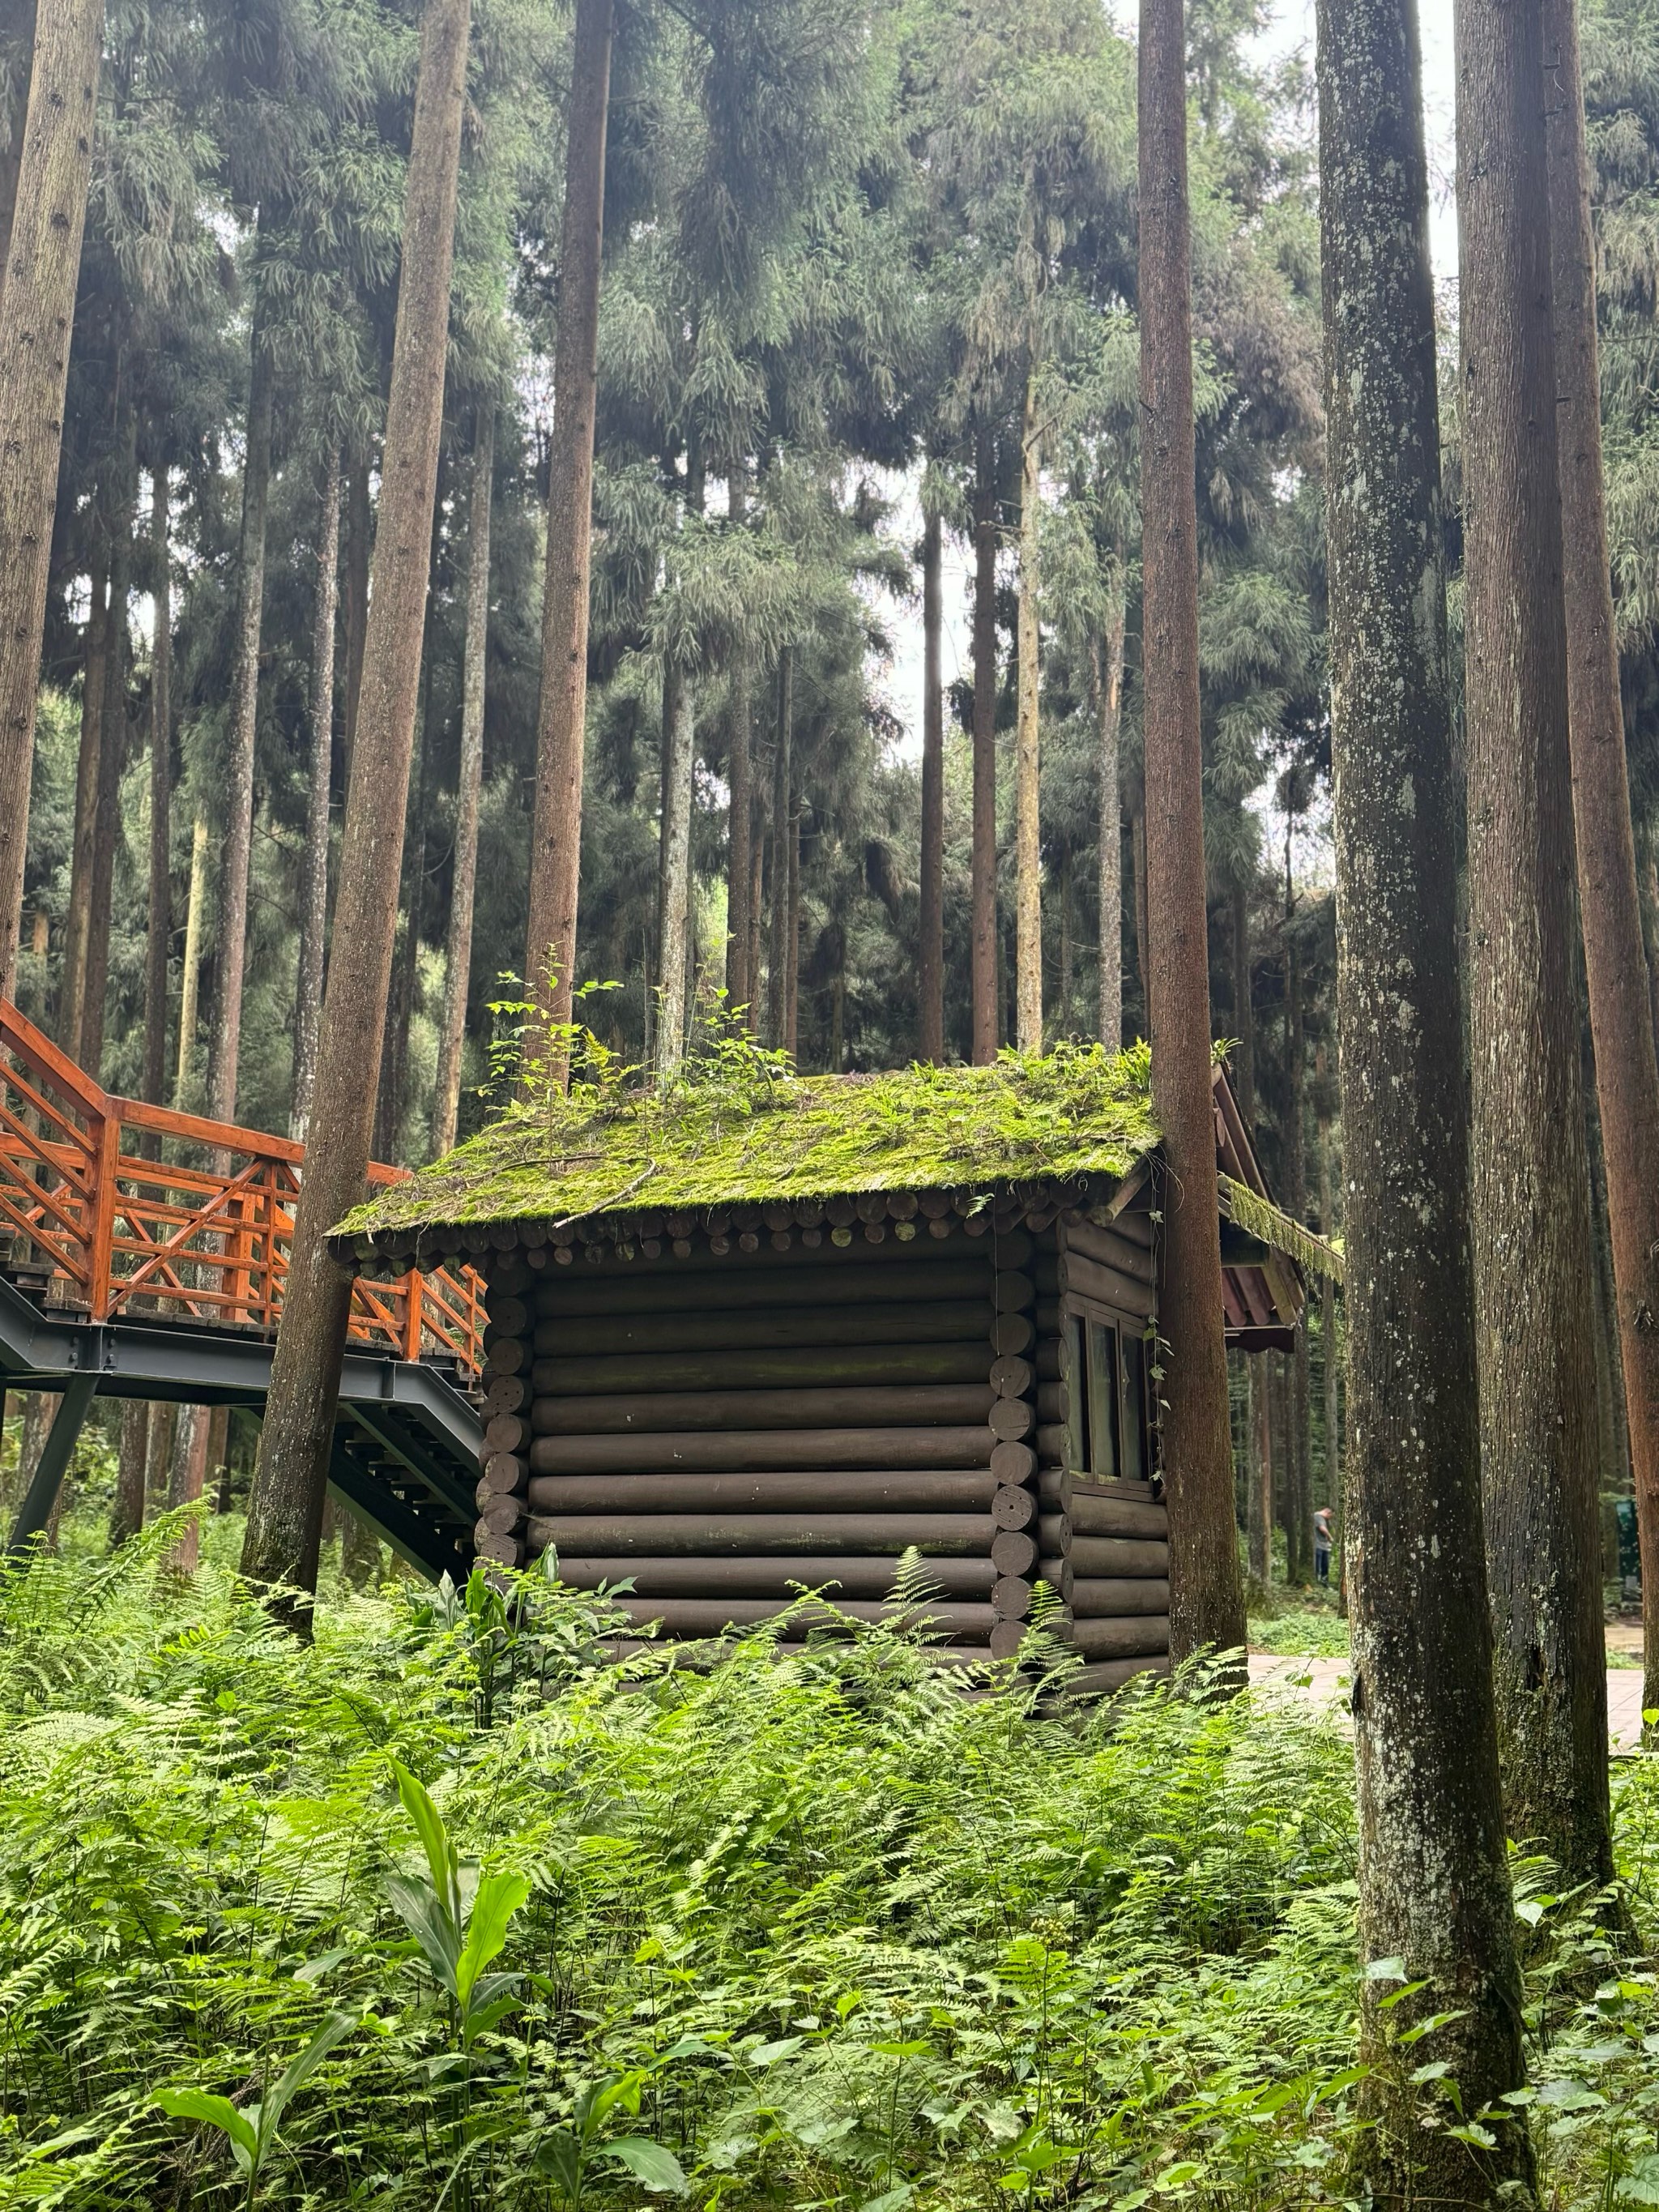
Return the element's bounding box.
[8,1373,98,1552]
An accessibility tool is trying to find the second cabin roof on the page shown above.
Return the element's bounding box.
[333,1043,1161,1245]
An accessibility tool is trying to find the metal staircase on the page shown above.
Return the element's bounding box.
[0,997,483,1579]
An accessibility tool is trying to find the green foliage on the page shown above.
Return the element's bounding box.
[336,1020,1160,1236]
[2,1536,1657,2209]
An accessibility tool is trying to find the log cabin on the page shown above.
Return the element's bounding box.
[332,1044,1330,1697]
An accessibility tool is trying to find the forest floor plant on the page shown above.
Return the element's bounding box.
[1,1513,1657,2209]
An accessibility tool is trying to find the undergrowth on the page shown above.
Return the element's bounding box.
[2,1522,1657,2210]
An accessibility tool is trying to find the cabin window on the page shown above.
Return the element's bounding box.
[1064,1309,1154,1484]
[1064,1313,1120,1480]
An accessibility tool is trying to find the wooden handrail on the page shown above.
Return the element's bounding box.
[0,994,480,1376]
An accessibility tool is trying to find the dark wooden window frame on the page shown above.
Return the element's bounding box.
[1062,1291,1155,1486]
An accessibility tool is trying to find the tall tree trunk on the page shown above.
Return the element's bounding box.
[1284,917,1311,1584]
[1251,1357,1271,1584]
[1234,891,1255,1138]
[144,466,172,1109]
[656,660,694,1072]
[1584,1045,1631,1508]
[1545,0,1659,1727]
[1138,0,1245,1666]
[61,535,108,1052]
[376,651,434,1161]
[110,1398,147,1547]
[919,501,945,1061]
[726,468,753,1023]
[174,809,208,1108]
[166,1403,209,1575]
[343,445,370,764]
[0,0,104,1000]
[523,0,613,1053]
[81,392,135,1078]
[433,405,492,1155]
[1095,562,1127,1048]
[1058,849,1073,1023]
[1458,0,1612,1884]
[766,647,793,1050]
[970,439,999,1065]
[1316,0,1529,2186]
[209,336,274,1125]
[1131,793,1149,1032]
[785,796,800,1060]
[292,446,341,1141]
[1319,1133,1341,1537]
[241,0,472,1622]
[1014,372,1042,1050]
[747,804,763,1035]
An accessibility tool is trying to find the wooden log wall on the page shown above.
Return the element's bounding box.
[466,1186,1172,1696]
[471,1211,1058,1659]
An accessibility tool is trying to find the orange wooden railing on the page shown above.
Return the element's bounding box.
[0,997,482,1375]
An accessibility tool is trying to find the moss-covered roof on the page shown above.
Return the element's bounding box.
[335,1044,1161,1242]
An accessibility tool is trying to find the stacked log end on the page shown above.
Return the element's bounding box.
[986,1225,1040,1659]
[473,1255,536,1566]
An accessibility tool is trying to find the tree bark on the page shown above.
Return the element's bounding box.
[1230,880,1253,1119]
[1131,792,1149,1033]
[1095,562,1127,1048]
[291,446,342,1142]
[174,809,208,1108]
[523,0,613,1052]
[1250,1354,1270,1584]
[375,647,433,1161]
[747,798,764,1035]
[1138,0,1245,1668]
[240,0,472,1622]
[657,659,694,1071]
[209,336,274,1125]
[970,439,999,1065]
[919,501,945,1061]
[166,1403,209,1576]
[1545,0,1659,1727]
[1284,915,1311,1584]
[0,0,104,1001]
[725,476,753,1021]
[1458,0,1612,1884]
[433,404,492,1155]
[785,795,800,1059]
[766,647,793,1049]
[110,1398,147,1547]
[1316,0,1529,2187]
[143,466,172,1111]
[61,533,108,1053]
[343,443,370,765]
[1014,371,1042,1050]
[81,394,135,1078]
[1320,1133,1341,1528]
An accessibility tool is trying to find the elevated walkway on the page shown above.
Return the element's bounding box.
[0,997,483,1579]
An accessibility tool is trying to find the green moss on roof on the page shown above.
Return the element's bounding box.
[335,1042,1160,1241]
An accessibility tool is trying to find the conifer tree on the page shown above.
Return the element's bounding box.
[241,0,473,1615]
[0,0,104,997]
[1138,0,1245,1663]
[1458,0,1613,1881]
[524,0,613,1053]
[1316,0,1529,2185]
[1544,0,1659,1723]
